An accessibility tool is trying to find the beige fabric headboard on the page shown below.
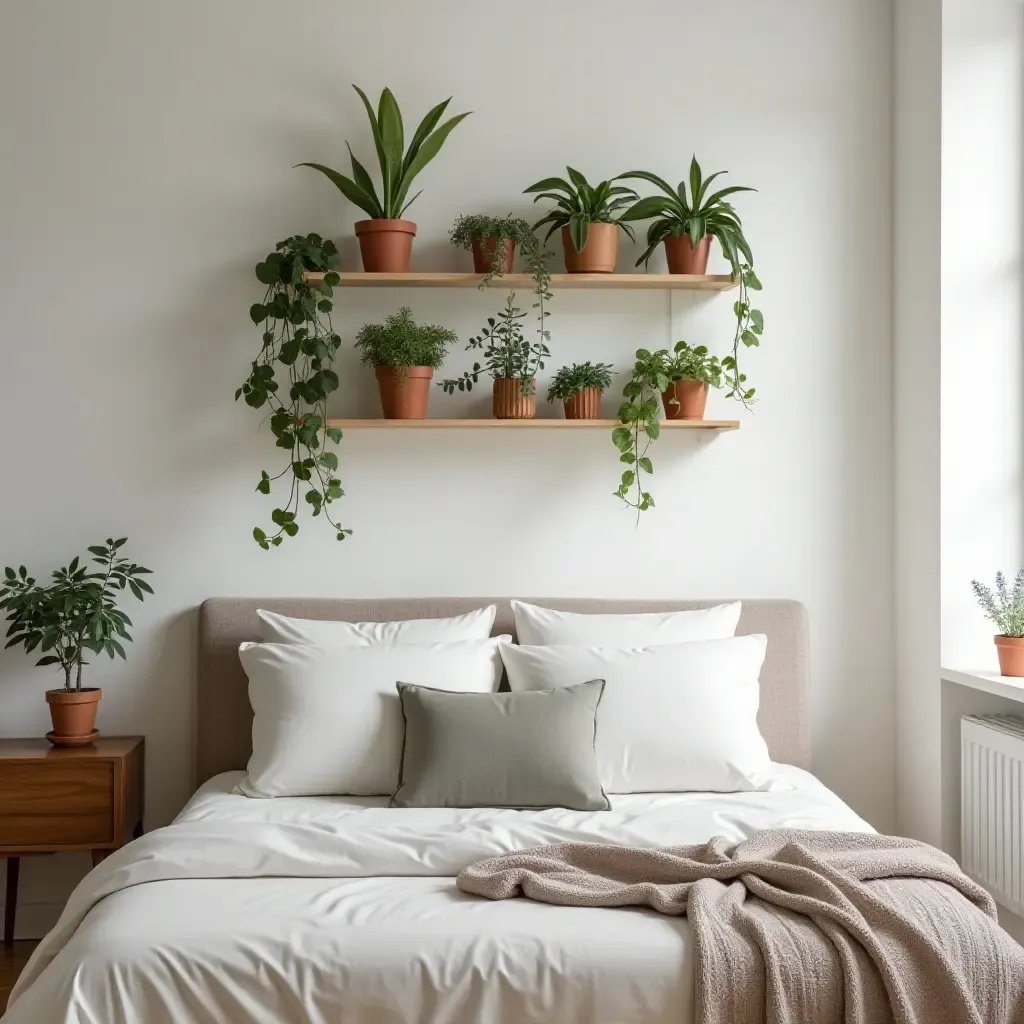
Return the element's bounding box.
[196,597,810,786]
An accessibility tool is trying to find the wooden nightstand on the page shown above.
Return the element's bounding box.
[0,736,144,946]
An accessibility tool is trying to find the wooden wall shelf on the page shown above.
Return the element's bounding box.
[304,272,735,292]
[326,418,739,431]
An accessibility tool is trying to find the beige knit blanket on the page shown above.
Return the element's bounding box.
[457,829,1024,1024]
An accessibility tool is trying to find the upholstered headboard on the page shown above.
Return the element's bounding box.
[196,597,810,786]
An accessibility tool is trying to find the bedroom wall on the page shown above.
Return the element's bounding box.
[0,0,895,935]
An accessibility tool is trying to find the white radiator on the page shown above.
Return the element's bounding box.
[961,714,1024,915]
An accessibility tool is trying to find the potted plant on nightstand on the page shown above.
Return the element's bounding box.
[355,307,458,419]
[0,539,153,745]
[547,361,614,419]
[971,569,1024,676]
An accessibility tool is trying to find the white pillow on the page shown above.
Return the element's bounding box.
[501,636,771,793]
[238,637,508,797]
[257,605,497,645]
[510,600,741,647]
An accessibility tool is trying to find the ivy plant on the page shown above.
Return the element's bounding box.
[547,361,614,403]
[236,234,350,549]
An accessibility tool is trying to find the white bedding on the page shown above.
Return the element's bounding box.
[4,766,872,1024]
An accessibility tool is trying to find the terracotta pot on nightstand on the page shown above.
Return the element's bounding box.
[45,687,102,746]
[995,636,1024,677]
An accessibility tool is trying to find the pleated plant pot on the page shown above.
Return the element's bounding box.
[563,387,602,420]
[375,366,433,419]
[46,687,102,746]
[355,219,417,273]
[664,233,712,275]
[562,223,619,274]
[471,238,516,275]
[661,380,709,421]
[493,378,536,419]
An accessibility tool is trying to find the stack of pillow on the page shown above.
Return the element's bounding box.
[237,601,774,811]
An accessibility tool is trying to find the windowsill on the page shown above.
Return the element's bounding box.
[941,667,1024,703]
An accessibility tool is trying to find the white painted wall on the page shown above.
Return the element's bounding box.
[0,0,895,934]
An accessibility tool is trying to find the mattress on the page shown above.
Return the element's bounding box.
[4,766,872,1024]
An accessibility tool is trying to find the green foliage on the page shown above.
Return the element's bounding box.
[524,167,638,253]
[440,293,550,397]
[449,213,552,297]
[0,539,153,692]
[237,234,350,549]
[667,341,723,388]
[620,157,762,404]
[547,361,614,403]
[354,307,458,369]
[297,85,470,220]
[972,570,1024,637]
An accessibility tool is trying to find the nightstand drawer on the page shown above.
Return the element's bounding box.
[0,761,114,847]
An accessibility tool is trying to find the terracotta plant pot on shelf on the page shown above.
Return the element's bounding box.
[562,223,619,274]
[471,238,516,275]
[46,687,101,746]
[493,378,536,419]
[661,380,709,421]
[995,635,1024,676]
[355,219,417,273]
[563,388,602,420]
[375,366,433,419]
[664,233,712,275]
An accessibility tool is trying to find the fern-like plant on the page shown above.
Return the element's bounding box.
[971,570,1024,637]
[547,361,614,403]
[354,307,457,369]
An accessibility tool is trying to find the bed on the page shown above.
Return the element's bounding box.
[3,597,877,1024]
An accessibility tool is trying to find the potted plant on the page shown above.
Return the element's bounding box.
[620,157,762,406]
[524,168,637,273]
[0,540,153,745]
[660,342,724,421]
[547,361,614,420]
[238,234,350,549]
[449,214,552,289]
[298,86,470,273]
[971,570,1024,676]
[355,307,458,419]
[440,293,550,419]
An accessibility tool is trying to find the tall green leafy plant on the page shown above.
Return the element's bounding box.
[297,86,470,220]
[355,307,458,368]
[237,234,350,549]
[524,168,637,253]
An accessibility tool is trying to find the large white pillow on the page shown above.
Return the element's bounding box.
[256,605,497,645]
[510,600,741,647]
[238,637,508,798]
[501,636,772,793]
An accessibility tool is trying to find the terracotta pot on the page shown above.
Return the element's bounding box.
[374,365,433,419]
[493,378,536,419]
[562,223,619,274]
[46,687,101,746]
[662,379,709,420]
[471,238,516,275]
[563,387,602,420]
[664,233,712,275]
[995,636,1024,677]
[354,219,417,273]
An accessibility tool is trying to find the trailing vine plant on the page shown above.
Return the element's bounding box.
[236,234,351,549]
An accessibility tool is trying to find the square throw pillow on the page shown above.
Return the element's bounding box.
[392,680,609,811]
[501,636,771,793]
[238,637,508,798]
[510,600,741,647]
[256,605,497,645]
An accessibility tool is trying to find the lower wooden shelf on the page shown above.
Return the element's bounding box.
[325,418,739,431]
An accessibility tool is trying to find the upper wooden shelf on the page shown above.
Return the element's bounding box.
[326,418,739,431]
[304,272,736,292]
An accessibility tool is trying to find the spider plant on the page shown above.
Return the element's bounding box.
[523,168,637,253]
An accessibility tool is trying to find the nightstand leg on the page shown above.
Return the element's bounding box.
[133,820,143,840]
[90,850,111,868]
[4,857,19,947]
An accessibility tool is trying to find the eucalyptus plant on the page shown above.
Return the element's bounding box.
[547,361,614,403]
[297,86,470,220]
[449,213,552,294]
[524,168,637,253]
[972,569,1024,637]
[440,293,550,397]
[237,234,350,549]
[354,307,458,369]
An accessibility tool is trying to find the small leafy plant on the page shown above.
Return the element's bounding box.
[355,307,458,369]
[668,342,723,389]
[440,293,550,397]
[237,234,349,550]
[524,167,638,253]
[297,86,470,220]
[1,539,153,692]
[972,570,1024,637]
[547,361,614,403]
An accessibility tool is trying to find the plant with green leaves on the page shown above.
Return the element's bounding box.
[297,85,470,220]
[620,157,762,404]
[667,341,723,389]
[449,213,552,293]
[0,539,153,692]
[440,293,550,397]
[546,361,614,403]
[355,307,458,370]
[237,234,349,550]
[524,168,638,253]
[972,569,1024,637]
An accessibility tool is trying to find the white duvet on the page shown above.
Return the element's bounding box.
[4,766,872,1024]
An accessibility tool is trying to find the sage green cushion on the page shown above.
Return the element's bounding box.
[392,679,609,810]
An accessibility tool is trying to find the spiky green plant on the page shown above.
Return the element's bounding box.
[972,570,1024,637]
